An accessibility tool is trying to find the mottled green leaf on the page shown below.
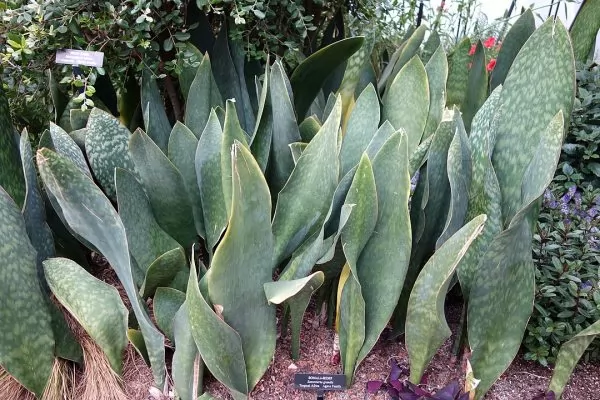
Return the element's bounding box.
[421,29,441,64]
[154,287,186,342]
[37,149,166,387]
[490,9,535,90]
[387,25,427,90]
[207,142,275,391]
[463,41,488,133]
[0,85,25,208]
[272,96,341,266]
[492,18,575,226]
[423,45,448,140]
[549,320,600,398]
[142,69,171,153]
[129,129,197,248]
[48,69,68,123]
[340,84,380,176]
[195,111,227,254]
[267,60,301,197]
[364,121,397,158]
[290,142,308,165]
[69,128,87,149]
[382,56,430,155]
[0,187,54,397]
[85,108,138,200]
[49,122,92,178]
[446,38,471,107]
[168,122,205,238]
[409,134,433,177]
[185,54,223,138]
[339,154,378,382]
[356,132,412,366]
[406,215,486,383]
[43,257,127,375]
[291,37,364,119]
[569,0,600,62]
[69,109,89,131]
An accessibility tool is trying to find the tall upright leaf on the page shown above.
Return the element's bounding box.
[37,149,166,387]
[423,45,448,140]
[271,97,341,266]
[406,215,486,383]
[446,38,471,107]
[382,56,429,155]
[129,129,197,248]
[0,83,25,207]
[492,18,575,226]
[0,187,54,397]
[185,54,223,138]
[490,9,535,90]
[250,63,273,172]
[462,41,488,133]
[141,69,171,153]
[569,0,600,62]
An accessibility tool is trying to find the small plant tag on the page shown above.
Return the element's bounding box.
[294,373,345,391]
[56,49,104,67]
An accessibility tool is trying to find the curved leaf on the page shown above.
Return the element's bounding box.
[185,54,223,138]
[423,45,448,140]
[49,122,92,178]
[0,84,25,207]
[154,287,186,342]
[446,38,471,107]
[463,41,488,133]
[291,37,365,119]
[172,302,203,400]
[141,248,187,298]
[142,69,171,152]
[569,0,600,62]
[43,257,127,375]
[250,64,273,172]
[406,215,486,383]
[37,149,166,387]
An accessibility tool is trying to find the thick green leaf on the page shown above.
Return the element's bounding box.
[37,149,166,387]
[266,60,301,197]
[421,29,441,64]
[206,142,275,391]
[423,45,448,140]
[264,272,325,359]
[116,168,182,271]
[406,215,486,383]
[409,134,433,177]
[142,69,171,153]
[463,41,488,133]
[355,132,412,366]
[70,109,89,131]
[549,320,600,398]
[382,56,429,155]
[446,38,471,107]
[69,128,87,149]
[387,25,427,91]
[340,84,380,177]
[85,108,138,200]
[212,26,255,133]
[569,0,600,62]
[338,34,375,105]
[195,111,227,254]
[48,69,68,123]
[185,54,223,138]
[271,96,341,266]
[339,154,378,382]
[173,302,203,400]
[129,129,197,248]
[168,122,205,238]
[141,248,187,298]
[154,287,186,342]
[290,142,308,165]
[298,116,322,143]
[221,101,250,217]
[250,64,273,172]
[437,114,472,247]
[364,121,397,158]
[490,9,535,90]
[0,84,25,208]
[492,18,575,226]
[291,37,364,119]
[43,257,127,375]
[0,187,54,397]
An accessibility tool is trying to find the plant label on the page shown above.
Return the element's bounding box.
[56,49,104,67]
[294,373,346,391]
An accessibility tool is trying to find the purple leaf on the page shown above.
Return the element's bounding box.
[532,391,556,400]
[390,379,403,391]
[432,380,461,400]
[387,386,400,399]
[406,381,431,396]
[398,392,422,400]
[366,380,384,393]
[390,359,406,381]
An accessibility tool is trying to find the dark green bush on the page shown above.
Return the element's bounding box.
[525,61,600,366]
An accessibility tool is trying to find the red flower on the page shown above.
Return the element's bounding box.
[468,44,476,56]
[486,58,497,71]
[483,37,496,48]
